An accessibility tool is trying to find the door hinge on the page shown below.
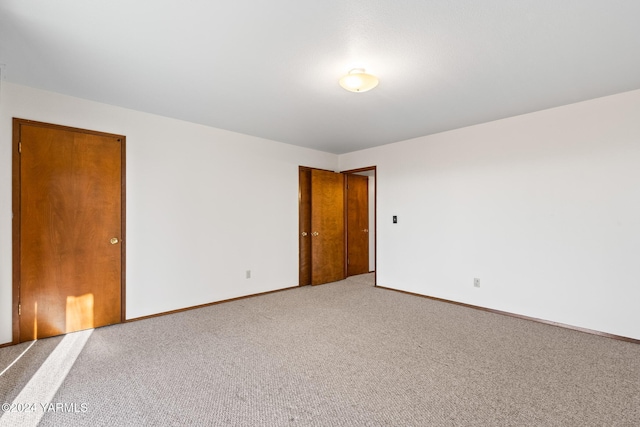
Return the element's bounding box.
[347,258,350,264]
[19,142,22,153]
[19,304,21,316]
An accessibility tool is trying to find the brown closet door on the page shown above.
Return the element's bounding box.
[298,168,311,286]
[18,121,124,341]
[310,169,345,285]
[346,174,369,276]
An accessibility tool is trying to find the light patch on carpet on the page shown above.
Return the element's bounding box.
[0,340,37,378]
[0,329,93,427]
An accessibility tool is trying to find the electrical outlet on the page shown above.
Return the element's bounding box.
[474,278,480,288]
[246,270,251,279]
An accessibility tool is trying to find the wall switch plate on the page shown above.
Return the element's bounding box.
[246,270,251,279]
[474,278,480,288]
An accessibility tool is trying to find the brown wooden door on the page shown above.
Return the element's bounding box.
[310,169,345,285]
[346,174,369,276]
[17,120,124,342]
[298,167,311,286]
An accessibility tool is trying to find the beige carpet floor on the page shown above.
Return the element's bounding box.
[1,273,639,426]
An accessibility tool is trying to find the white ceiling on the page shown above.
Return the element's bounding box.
[1,1,639,154]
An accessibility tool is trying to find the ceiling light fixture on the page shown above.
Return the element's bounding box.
[339,68,379,93]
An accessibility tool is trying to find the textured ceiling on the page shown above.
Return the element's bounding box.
[1,1,639,154]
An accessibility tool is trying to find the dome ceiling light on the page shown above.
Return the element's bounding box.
[339,68,379,93]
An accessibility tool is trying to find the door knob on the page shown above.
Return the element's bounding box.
[110,237,120,245]
[301,232,308,237]
[311,231,319,237]
[363,229,369,233]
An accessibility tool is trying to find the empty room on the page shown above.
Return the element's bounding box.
[1,1,639,425]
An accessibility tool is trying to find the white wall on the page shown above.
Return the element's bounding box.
[340,90,640,340]
[0,82,338,345]
[3,83,639,344]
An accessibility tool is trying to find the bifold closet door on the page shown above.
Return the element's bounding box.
[310,169,345,285]
[299,168,312,286]
[346,174,369,276]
